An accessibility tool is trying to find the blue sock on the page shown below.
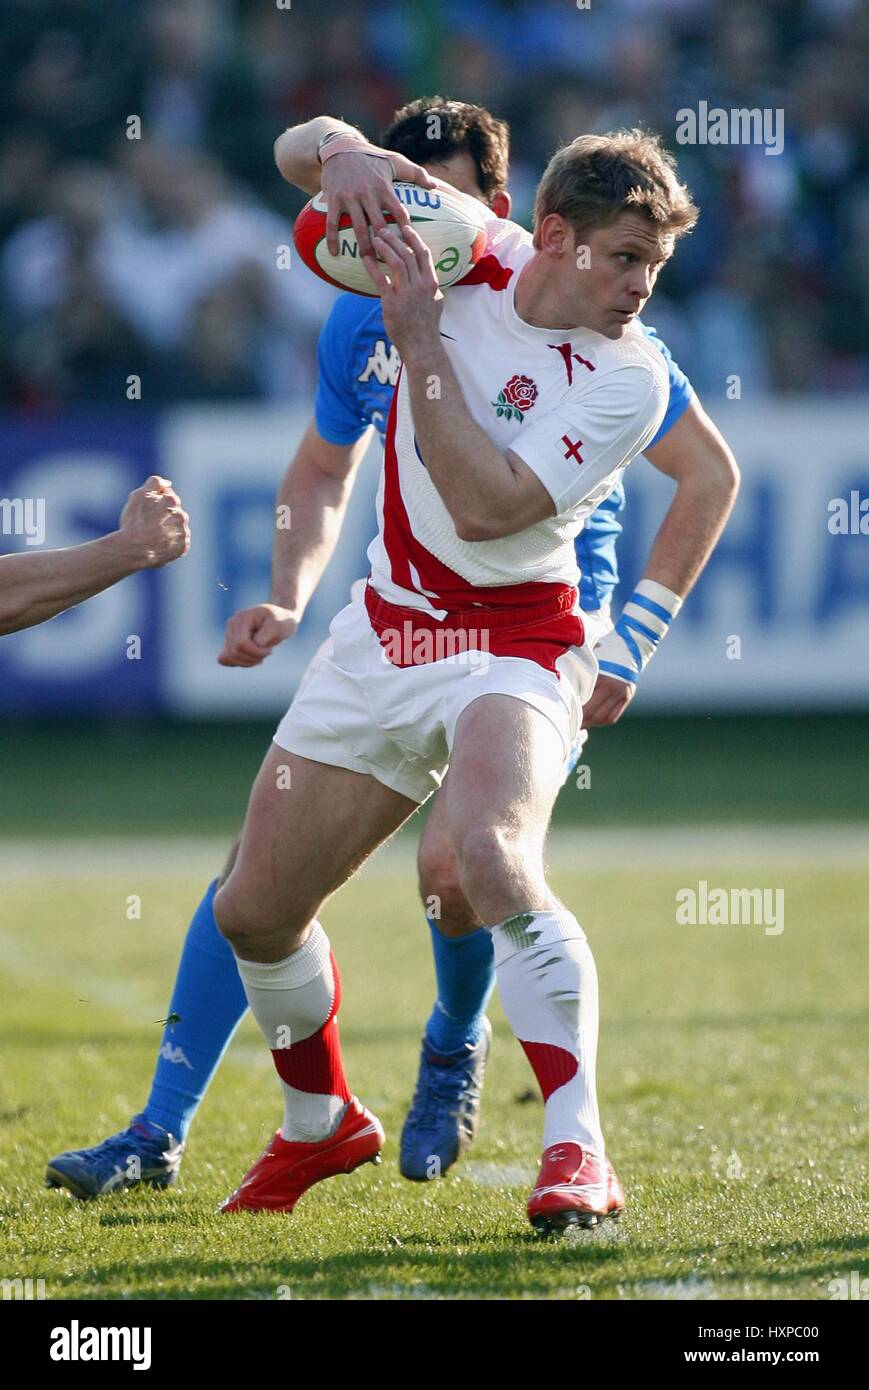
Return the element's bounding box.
[144,880,249,1141]
[423,917,496,1055]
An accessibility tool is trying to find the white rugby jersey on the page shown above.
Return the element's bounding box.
[367,213,669,616]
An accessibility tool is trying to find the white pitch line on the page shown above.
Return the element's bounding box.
[0,824,865,882]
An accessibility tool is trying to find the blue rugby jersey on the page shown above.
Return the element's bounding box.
[314,294,693,612]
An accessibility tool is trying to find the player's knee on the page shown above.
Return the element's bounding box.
[212,881,252,950]
[213,879,290,957]
[418,842,476,937]
[457,823,514,878]
[456,825,532,904]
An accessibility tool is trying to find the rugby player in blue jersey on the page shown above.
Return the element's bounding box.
[46,100,738,1200]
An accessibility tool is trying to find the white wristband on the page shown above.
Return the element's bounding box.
[595,579,682,685]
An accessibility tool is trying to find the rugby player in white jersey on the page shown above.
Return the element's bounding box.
[212,127,704,1231]
[46,102,737,1214]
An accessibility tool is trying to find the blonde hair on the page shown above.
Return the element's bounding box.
[534,129,698,245]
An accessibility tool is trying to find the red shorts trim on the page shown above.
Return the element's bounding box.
[364,582,584,674]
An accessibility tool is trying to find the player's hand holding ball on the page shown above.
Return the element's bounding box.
[118,475,190,569]
[320,140,437,275]
[294,178,487,298]
[218,603,299,668]
[371,224,444,361]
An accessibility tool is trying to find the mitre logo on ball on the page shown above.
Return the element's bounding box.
[293,182,489,297]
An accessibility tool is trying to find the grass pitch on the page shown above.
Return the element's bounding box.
[1,712,867,839]
[0,838,867,1301]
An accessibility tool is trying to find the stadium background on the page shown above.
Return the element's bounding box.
[0,0,867,1304]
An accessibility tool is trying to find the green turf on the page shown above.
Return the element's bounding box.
[0,712,866,838]
[1,857,866,1300]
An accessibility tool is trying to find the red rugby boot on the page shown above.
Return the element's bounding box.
[220,1098,384,1214]
[605,1158,626,1218]
[528,1142,624,1234]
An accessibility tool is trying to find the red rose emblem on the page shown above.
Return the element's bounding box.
[503,375,538,412]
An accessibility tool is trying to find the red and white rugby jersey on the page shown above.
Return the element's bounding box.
[367,213,669,617]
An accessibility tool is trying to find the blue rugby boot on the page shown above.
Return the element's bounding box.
[45,1113,184,1200]
[400,1017,492,1180]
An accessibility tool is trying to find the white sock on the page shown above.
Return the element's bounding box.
[234,922,349,1143]
[491,909,605,1155]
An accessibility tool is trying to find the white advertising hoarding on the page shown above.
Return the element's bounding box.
[158,399,869,715]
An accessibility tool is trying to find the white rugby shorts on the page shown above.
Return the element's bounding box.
[560,602,613,781]
[275,582,598,804]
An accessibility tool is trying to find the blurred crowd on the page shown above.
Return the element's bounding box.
[0,0,867,409]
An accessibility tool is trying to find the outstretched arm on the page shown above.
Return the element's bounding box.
[0,476,189,636]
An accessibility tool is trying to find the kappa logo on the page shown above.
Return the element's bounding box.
[358,339,401,386]
[160,1041,194,1070]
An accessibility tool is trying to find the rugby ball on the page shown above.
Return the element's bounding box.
[293,181,489,297]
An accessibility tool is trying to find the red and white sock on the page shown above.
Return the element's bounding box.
[235,923,351,1143]
[491,909,605,1156]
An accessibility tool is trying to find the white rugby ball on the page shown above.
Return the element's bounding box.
[293,181,489,297]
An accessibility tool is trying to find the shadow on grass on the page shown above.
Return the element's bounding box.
[98,1211,184,1229]
[53,1235,869,1301]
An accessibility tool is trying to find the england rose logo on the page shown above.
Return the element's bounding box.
[492,374,538,423]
